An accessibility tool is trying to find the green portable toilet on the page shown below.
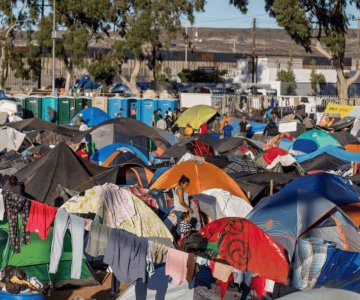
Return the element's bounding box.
[12,94,26,118]
[75,97,92,114]
[58,96,75,125]
[42,96,58,124]
[25,95,42,119]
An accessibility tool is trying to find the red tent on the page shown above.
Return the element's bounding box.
[200,217,289,283]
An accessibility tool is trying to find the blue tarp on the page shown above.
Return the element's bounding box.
[316,248,360,293]
[70,107,110,127]
[296,145,360,163]
[281,173,360,206]
[91,143,150,166]
[247,121,267,135]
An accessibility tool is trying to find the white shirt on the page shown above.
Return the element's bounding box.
[156,119,167,130]
[79,124,88,132]
[173,187,189,212]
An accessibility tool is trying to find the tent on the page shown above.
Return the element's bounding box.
[0,220,95,286]
[74,118,169,154]
[344,144,360,153]
[91,143,150,166]
[247,188,360,257]
[0,127,25,153]
[292,139,318,154]
[116,162,154,188]
[296,130,341,149]
[261,147,288,165]
[175,105,217,129]
[277,288,360,300]
[299,153,346,172]
[331,132,359,147]
[150,160,249,201]
[14,142,119,205]
[70,107,110,127]
[199,218,289,283]
[154,128,178,146]
[296,145,360,163]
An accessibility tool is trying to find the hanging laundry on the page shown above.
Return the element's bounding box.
[150,241,168,264]
[3,189,30,253]
[165,248,189,285]
[212,262,234,282]
[103,228,148,285]
[25,200,57,240]
[49,209,85,279]
[186,253,196,283]
[85,222,112,257]
[146,241,155,278]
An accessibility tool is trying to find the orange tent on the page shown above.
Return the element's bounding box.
[344,144,360,153]
[150,160,249,202]
[341,203,360,226]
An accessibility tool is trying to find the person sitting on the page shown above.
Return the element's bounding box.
[222,121,234,138]
[199,121,209,136]
[179,212,192,238]
[156,115,167,130]
[75,143,90,160]
[184,123,194,136]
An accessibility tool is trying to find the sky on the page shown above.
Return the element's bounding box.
[182,0,360,29]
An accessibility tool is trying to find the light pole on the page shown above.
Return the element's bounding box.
[51,0,56,95]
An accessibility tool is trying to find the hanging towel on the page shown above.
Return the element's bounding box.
[213,262,234,282]
[0,192,4,221]
[26,200,58,240]
[165,248,188,285]
[85,222,112,257]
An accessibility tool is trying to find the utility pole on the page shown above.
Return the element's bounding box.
[252,18,256,83]
[357,18,360,68]
[37,0,45,89]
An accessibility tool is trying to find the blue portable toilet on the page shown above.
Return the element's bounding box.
[128,98,141,121]
[140,98,158,126]
[108,97,129,118]
[158,99,180,117]
[42,96,58,123]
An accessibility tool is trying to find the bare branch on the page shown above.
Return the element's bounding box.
[347,69,360,87]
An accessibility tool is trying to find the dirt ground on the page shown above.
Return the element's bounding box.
[47,273,127,300]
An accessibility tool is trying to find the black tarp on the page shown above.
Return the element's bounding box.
[331,132,360,147]
[300,153,347,172]
[14,142,119,205]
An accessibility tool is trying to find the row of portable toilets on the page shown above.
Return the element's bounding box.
[13,95,180,127]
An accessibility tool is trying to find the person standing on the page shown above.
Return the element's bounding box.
[239,116,249,137]
[79,120,88,132]
[173,175,192,234]
[263,118,279,140]
[156,115,167,130]
[167,108,173,119]
[222,121,234,138]
[199,121,209,136]
[76,143,90,160]
[212,117,221,135]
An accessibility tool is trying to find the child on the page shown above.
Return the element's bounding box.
[179,212,192,238]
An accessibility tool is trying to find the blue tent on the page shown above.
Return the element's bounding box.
[281,173,360,206]
[292,139,318,153]
[296,145,360,163]
[316,248,360,293]
[91,143,150,166]
[70,107,110,127]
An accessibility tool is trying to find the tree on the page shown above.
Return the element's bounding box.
[276,59,296,83]
[88,0,205,96]
[231,0,360,103]
[178,68,227,83]
[309,59,326,95]
[37,0,112,94]
[0,0,40,89]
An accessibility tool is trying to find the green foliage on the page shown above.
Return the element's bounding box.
[88,54,116,87]
[276,59,295,83]
[309,59,326,95]
[178,68,227,83]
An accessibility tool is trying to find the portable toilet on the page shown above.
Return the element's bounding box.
[140,98,158,127]
[128,98,141,121]
[25,95,42,119]
[158,99,180,117]
[42,96,59,124]
[75,97,92,114]
[91,96,108,113]
[58,96,75,125]
[12,94,26,118]
[108,97,129,119]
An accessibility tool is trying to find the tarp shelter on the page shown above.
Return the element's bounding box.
[14,142,119,205]
[0,127,25,153]
[70,107,110,127]
[91,143,150,166]
[74,118,169,154]
[331,132,359,147]
[150,160,249,201]
[296,145,360,163]
[175,105,217,129]
[261,147,288,165]
[0,220,95,285]
[300,153,346,172]
[296,130,341,149]
[247,189,360,257]
[200,218,289,283]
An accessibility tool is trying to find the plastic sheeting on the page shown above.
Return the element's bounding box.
[296,145,360,163]
[70,107,110,127]
[0,127,25,153]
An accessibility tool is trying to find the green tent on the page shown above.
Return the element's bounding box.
[296,130,341,149]
[0,219,96,285]
[175,105,217,129]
